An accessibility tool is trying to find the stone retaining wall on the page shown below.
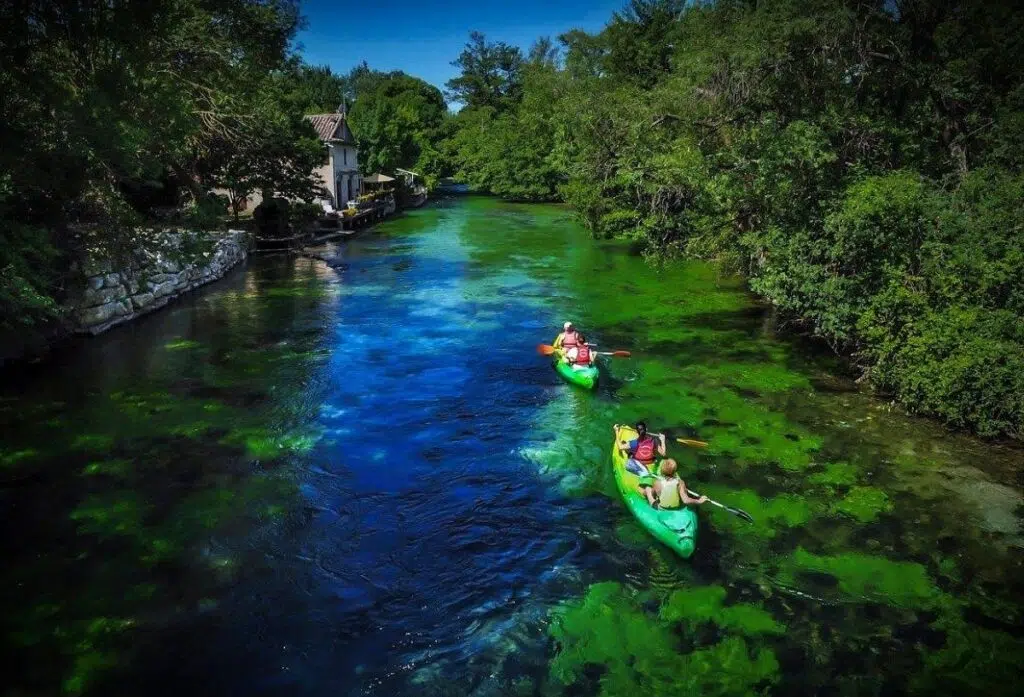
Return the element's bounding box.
[74,230,248,335]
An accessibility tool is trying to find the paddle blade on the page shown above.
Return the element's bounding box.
[727,506,755,523]
[676,438,709,449]
[537,344,556,356]
[610,350,631,358]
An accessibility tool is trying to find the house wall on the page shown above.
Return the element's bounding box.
[329,144,361,205]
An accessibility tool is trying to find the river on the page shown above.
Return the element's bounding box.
[1,196,1022,697]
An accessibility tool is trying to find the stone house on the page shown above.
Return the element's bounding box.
[305,107,362,207]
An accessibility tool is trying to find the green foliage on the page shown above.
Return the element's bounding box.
[439,0,1024,438]
[349,71,448,177]
[445,31,523,111]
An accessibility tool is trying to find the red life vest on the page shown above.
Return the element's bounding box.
[561,331,579,349]
[574,344,592,365]
[633,436,656,463]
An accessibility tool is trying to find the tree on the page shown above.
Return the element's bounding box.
[349,72,447,179]
[445,31,524,111]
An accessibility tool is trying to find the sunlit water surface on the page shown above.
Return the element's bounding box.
[2,197,1022,697]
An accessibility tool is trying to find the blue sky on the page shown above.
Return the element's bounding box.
[296,0,624,97]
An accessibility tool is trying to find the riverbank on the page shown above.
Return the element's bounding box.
[0,229,248,366]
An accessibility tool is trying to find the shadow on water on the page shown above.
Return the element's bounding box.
[1,197,1023,697]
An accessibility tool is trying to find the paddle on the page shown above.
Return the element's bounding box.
[650,432,707,449]
[687,489,754,523]
[536,344,630,358]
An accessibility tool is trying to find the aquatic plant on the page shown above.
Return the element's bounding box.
[549,582,781,697]
[807,462,859,487]
[660,585,785,636]
[778,548,943,610]
[164,339,202,350]
[831,486,892,523]
[916,610,1024,695]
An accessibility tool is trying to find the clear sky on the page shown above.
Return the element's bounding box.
[296,0,624,97]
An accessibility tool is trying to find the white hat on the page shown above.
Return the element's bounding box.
[563,321,573,330]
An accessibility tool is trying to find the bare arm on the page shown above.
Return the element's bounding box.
[678,479,707,506]
[656,434,667,457]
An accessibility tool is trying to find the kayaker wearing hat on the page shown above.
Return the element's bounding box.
[553,321,582,362]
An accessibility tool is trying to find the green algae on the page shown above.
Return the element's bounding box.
[808,461,859,487]
[660,585,784,636]
[832,486,893,523]
[916,611,1024,695]
[698,486,816,540]
[680,362,812,396]
[82,459,133,478]
[1,447,40,468]
[779,548,943,610]
[164,339,201,350]
[549,582,781,697]
[71,434,115,452]
[219,427,322,460]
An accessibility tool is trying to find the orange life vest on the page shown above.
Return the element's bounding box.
[574,344,592,365]
[634,436,656,463]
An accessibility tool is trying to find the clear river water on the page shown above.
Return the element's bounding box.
[1,197,1022,697]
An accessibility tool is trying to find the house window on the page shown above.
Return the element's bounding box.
[343,147,347,166]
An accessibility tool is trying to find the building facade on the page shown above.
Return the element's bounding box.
[305,108,361,207]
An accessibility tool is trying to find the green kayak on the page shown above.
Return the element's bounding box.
[612,425,698,558]
[552,350,598,389]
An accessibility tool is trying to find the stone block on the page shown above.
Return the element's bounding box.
[103,273,122,288]
[152,280,178,298]
[87,275,105,291]
[131,292,155,311]
[78,300,130,327]
[82,284,127,307]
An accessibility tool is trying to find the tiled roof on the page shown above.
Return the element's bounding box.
[305,113,355,144]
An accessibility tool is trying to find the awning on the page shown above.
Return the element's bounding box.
[363,173,395,184]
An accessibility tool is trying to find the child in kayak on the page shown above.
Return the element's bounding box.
[615,421,665,477]
[569,334,595,369]
[643,458,707,510]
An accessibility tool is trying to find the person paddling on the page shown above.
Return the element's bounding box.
[615,421,665,477]
[557,321,581,354]
[571,334,595,369]
[643,458,707,510]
